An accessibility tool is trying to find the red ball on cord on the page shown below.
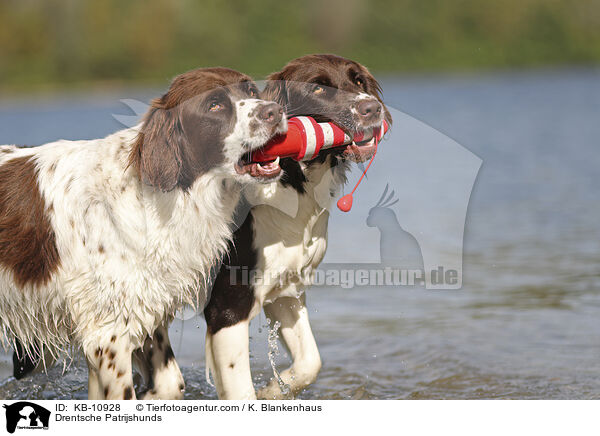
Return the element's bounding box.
[337,194,353,212]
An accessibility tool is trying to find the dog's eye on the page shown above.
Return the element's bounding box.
[209,102,223,112]
[355,78,364,87]
[313,85,325,95]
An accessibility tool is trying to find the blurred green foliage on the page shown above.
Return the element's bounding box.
[1,0,599,91]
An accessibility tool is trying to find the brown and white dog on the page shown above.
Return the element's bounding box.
[204,54,392,399]
[1,67,286,399]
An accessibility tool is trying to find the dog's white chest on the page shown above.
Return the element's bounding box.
[249,160,342,305]
[255,211,329,304]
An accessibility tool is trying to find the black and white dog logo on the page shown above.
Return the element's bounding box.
[2,402,50,433]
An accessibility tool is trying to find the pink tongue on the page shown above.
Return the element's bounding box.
[251,162,280,177]
[236,161,281,178]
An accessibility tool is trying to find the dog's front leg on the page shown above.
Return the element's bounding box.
[258,295,321,399]
[86,335,136,400]
[134,324,185,400]
[206,321,256,399]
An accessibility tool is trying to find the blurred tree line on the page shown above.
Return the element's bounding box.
[0,0,599,91]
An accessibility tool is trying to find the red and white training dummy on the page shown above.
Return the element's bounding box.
[251,116,390,211]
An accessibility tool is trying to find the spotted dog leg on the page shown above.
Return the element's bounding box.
[206,321,256,400]
[86,335,136,400]
[257,295,321,399]
[134,324,185,400]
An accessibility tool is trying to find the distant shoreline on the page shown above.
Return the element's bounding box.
[1,65,598,100]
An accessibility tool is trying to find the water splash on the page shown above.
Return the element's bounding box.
[266,320,292,398]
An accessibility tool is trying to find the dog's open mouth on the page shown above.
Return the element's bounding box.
[342,133,377,163]
[235,156,281,179]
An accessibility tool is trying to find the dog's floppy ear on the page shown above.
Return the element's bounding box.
[262,71,289,110]
[130,98,184,192]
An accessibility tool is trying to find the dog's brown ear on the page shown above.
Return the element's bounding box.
[130,100,184,192]
[262,71,289,110]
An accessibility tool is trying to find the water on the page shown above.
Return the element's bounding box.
[1,68,600,399]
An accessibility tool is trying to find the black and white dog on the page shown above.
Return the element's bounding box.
[204,54,392,399]
[3,67,286,399]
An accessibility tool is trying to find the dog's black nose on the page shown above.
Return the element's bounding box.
[357,99,382,119]
[258,102,283,125]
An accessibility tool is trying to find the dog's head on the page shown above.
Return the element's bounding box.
[130,67,287,191]
[263,54,392,163]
